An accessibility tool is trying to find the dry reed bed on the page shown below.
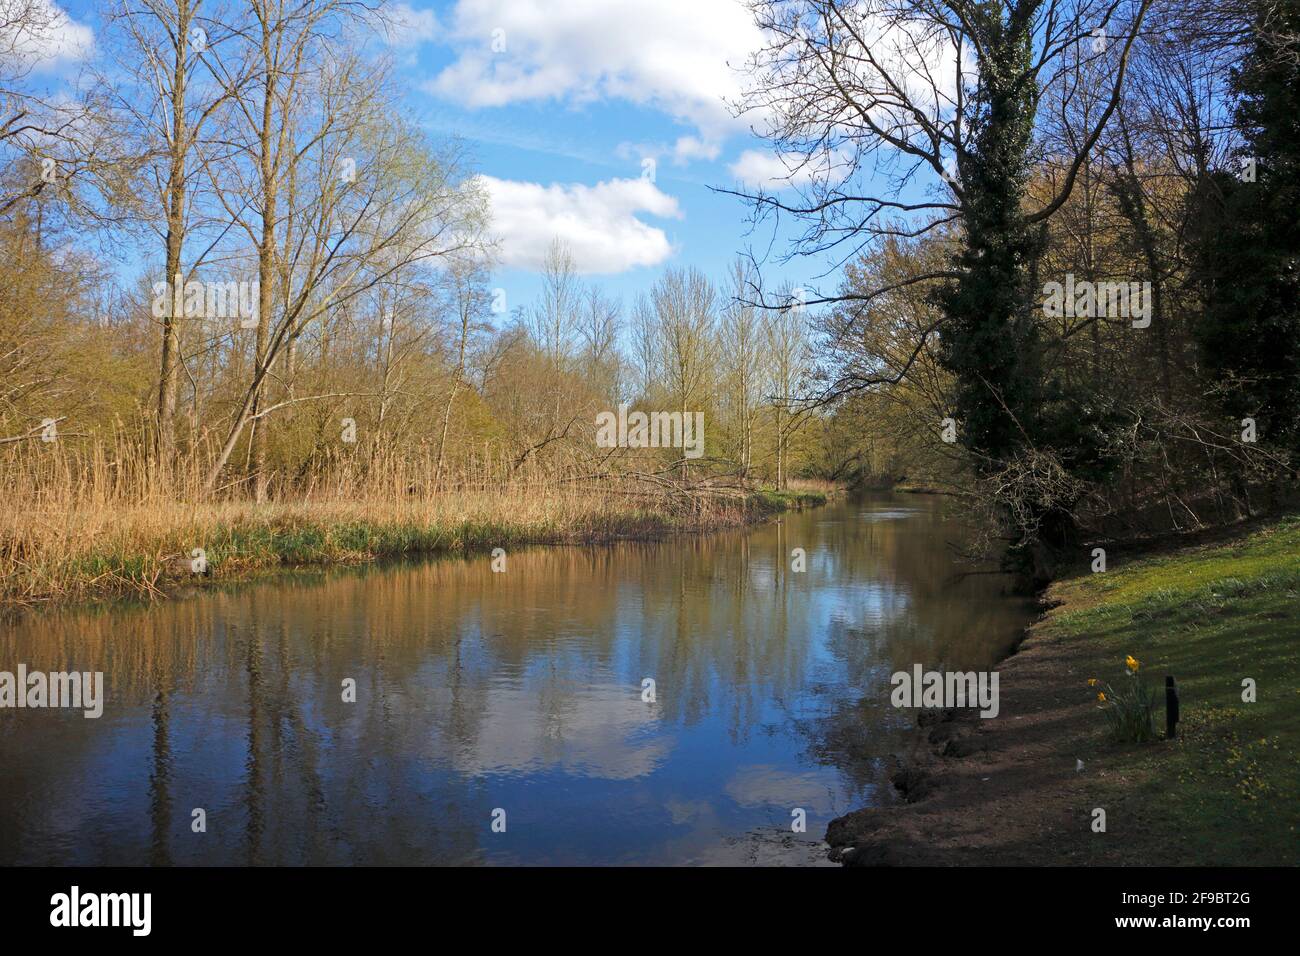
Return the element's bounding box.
[1,442,827,607]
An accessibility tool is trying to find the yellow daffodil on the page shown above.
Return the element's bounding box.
[1125,655,1140,672]
[1097,691,1107,702]
[1087,678,1098,686]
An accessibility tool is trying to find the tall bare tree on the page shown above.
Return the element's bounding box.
[106,0,247,460]
[198,2,486,494]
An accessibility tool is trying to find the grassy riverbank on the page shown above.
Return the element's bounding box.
[0,483,829,608]
[827,512,1299,866]
[1052,515,1300,864]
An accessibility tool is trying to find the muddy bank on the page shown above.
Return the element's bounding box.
[825,598,1105,866]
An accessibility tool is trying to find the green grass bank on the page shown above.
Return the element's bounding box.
[1046,515,1300,864]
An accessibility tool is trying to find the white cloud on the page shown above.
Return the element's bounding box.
[614,135,720,170]
[427,0,762,160]
[477,174,681,275]
[724,765,839,814]
[672,135,721,165]
[728,149,819,191]
[446,682,674,780]
[380,2,439,47]
[0,0,93,69]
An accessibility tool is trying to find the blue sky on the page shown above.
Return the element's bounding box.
[379,0,831,310]
[43,0,839,316]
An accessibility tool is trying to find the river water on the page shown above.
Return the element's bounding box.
[0,493,1034,866]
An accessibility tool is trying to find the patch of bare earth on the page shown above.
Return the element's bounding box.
[826,611,1112,866]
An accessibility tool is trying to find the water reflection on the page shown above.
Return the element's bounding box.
[0,493,1033,865]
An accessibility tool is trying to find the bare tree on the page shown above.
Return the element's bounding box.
[435,258,491,485]
[104,0,248,460]
[629,291,658,401]
[197,2,487,493]
[578,284,622,404]
[1,0,82,214]
[720,257,766,476]
[526,238,582,437]
[729,0,1153,406]
[765,283,813,489]
[653,266,718,476]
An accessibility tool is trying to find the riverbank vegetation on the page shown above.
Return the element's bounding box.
[0,1,845,606]
[1046,514,1300,863]
[732,0,1300,583]
[0,434,829,605]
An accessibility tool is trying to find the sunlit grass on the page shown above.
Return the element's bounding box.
[1043,515,1300,864]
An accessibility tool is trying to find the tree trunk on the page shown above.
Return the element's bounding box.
[251,61,277,503]
[156,2,191,464]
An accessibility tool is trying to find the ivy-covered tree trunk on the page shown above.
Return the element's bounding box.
[936,4,1066,581]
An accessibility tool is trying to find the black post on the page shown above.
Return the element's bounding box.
[1165,675,1179,739]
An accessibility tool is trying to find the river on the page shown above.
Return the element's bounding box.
[0,493,1034,866]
